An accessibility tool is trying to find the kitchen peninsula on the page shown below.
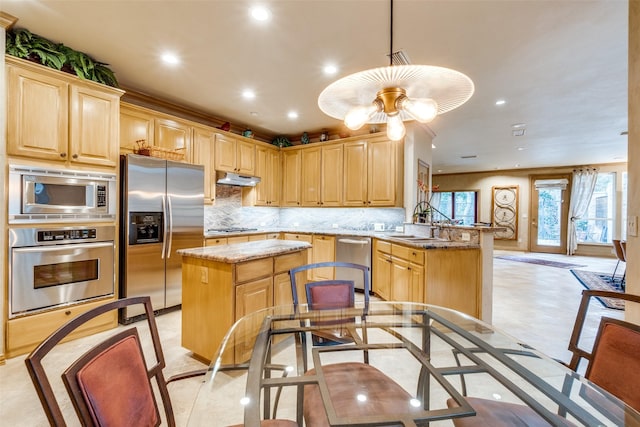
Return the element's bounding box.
[177,239,311,362]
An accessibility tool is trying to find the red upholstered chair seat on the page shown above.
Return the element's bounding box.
[303,362,413,427]
[227,420,298,427]
[446,397,576,427]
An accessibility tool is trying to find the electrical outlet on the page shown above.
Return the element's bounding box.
[461,232,471,241]
[629,215,638,237]
[200,267,208,284]
[374,223,385,231]
[332,223,339,228]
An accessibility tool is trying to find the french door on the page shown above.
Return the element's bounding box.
[529,174,571,254]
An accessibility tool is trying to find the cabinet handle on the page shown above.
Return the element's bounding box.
[412,252,416,256]
[408,266,412,271]
[65,310,71,315]
[60,152,67,158]
[72,154,78,159]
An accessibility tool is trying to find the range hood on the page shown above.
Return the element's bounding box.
[216,171,261,187]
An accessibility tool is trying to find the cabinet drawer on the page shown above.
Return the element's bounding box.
[6,297,117,357]
[375,239,393,254]
[227,235,250,244]
[206,237,228,246]
[392,244,425,265]
[283,233,313,243]
[236,258,273,283]
[274,249,308,274]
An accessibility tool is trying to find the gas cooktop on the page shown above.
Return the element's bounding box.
[207,227,258,233]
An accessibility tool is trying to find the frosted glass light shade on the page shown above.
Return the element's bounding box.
[344,103,381,130]
[386,114,406,141]
[400,97,438,123]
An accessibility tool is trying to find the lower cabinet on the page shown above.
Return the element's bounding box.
[373,240,424,303]
[310,234,336,280]
[6,296,118,358]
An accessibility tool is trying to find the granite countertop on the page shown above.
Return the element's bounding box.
[178,239,312,263]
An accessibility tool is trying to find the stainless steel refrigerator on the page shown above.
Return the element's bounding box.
[119,154,204,323]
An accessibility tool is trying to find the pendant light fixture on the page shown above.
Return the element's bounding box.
[317,0,475,141]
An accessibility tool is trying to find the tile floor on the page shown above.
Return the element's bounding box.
[0,250,625,426]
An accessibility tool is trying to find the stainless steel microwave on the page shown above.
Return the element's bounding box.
[8,165,116,223]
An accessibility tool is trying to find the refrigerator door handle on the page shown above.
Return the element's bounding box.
[161,194,168,259]
[166,195,174,258]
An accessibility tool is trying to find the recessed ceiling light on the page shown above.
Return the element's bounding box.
[288,111,299,119]
[437,169,443,173]
[431,144,436,149]
[161,52,180,65]
[242,89,256,100]
[517,147,526,151]
[512,123,526,128]
[495,99,506,106]
[250,5,271,21]
[323,64,338,75]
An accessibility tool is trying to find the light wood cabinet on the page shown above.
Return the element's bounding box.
[235,276,273,361]
[191,125,216,204]
[311,234,336,280]
[343,136,402,207]
[205,237,228,246]
[301,145,343,207]
[215,133,255,174]
[254,145,281,206]
[6,296,118,358]
[7,57,122,168]
[120,104,154,154]
[281,149,302,206]
[372,240,424,303]
[155,117,191,155]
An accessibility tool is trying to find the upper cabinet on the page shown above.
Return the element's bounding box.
[281,149,302,207]
[7,57,122,168]
[215,133,255,174]
[301,144,343,207]
[155,117,191,155]
[254,144,280,206]
[191,125,216,204]
[344,136,402,207]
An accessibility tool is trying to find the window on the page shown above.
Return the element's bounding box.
[432,191,478,225]
[576,172,614,244]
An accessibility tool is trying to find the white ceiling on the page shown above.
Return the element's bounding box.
[2,0,629,174]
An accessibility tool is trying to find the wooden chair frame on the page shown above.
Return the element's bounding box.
[24,296,206,427]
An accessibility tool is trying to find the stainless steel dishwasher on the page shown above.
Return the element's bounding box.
[336,236,372,293]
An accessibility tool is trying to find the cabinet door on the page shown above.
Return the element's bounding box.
[301,147,322,206]
[410,263,425,303]
[281,150,302,206]
[311,235,336,280]
[120,104,154,154]
[214,133,237,172]
[7,64,69,161]
[236,139,256,174]
[235,277,273,362]
[391,257,412,302]
[368,138,397,206]
[321,144,343,206]
[192,126,216,203]
[268,148,281,205]
[254,145,279,206]
[343,140,368,206]
[155,117,191,159]
[373,250,392,300]
[69,84,120,167]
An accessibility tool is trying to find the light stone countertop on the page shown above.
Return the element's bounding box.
[177,239,312,263]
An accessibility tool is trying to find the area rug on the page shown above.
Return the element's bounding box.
[569,269,625,310]
[494,254,587,269]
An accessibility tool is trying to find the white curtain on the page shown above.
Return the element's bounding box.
[567,168,598,255]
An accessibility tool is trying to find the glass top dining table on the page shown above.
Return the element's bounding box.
[186,301,640,427]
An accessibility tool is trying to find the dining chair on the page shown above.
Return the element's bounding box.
[611,239,627,286]
[25,296,296,427]
[447,289,640,425]
[289,261,370,306]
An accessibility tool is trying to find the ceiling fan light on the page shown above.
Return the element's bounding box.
[400,97,438,123]
[344,101,381,130]
[386,114,406,141]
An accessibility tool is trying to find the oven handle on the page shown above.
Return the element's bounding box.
[166,195,174,258]
[161,194,168,259]
[12,241,115,254]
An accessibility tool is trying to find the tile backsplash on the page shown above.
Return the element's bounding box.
[205,185,405,231]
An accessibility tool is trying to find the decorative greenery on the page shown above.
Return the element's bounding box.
[6,28,119,88]
[271,136,292,148]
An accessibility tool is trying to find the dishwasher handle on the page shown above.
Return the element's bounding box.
[338,238,370,245]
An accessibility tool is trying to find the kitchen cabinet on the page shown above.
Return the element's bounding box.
[254,145,281,206]
[120,104,154,154]
[155,117,191,156]
[301,144,343,207]
[372,240,424,303]
[191,124,216,204]
[205,237,228,246]
[215,133,255,174]
[281,149,302,206]
[343,136,402,207]
[5,296,118,358]
[7,57,122,168]
[311,234,336,280]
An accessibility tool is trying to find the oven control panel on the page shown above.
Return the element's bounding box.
[37,228,97,242]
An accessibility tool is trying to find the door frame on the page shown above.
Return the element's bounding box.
[529,173,572,254]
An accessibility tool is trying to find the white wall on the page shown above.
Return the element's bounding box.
[403,123,434,223]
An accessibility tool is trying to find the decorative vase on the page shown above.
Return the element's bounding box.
[301,132,310,144]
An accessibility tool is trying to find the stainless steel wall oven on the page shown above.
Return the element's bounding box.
[8,165,116,223]
[8,225,115,318]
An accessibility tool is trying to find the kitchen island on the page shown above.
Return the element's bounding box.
[178,240,310,363]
